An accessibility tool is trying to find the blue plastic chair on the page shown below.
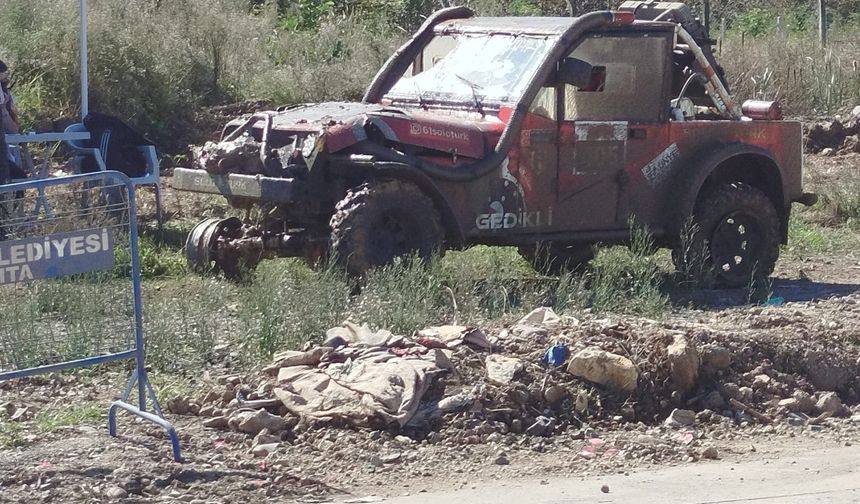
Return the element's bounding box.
[63,123,162,223]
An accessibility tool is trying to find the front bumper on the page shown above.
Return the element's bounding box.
[793,192,818,207]
[172,168,296,203]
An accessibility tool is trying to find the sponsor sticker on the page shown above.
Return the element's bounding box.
[408,123,470,142]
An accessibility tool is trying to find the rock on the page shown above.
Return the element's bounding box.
[438,386,483,413]
[166,396,190,415]
[234,398,281,410]
[721,383,741,400]
[493,454,510,465]
[0,402,16,417]
[222,375,242,386]
[252,429,281,448]
[203,416,229,429]
[510,418,524,434]
[667,334,699,394]
[816,392,844,416]
[517,307,561,328]
[200,390,221,405]
[381,452,402,464]
[793,389,814,410]
[779,390,815,413]
[485,355,524,385]
[510,324,548,340]
[700,344,731,373]
[187,402,201,416]
[853,105,860,118]
[567,347,638,391]
[10,407,31,422]
[251,443,279,457]
[753,374,772,389]
[664,408,695,428]
[801,350,853,391]
[850,414,860,424]
[601,484,610,494]
[544,385,568,404]
[701,391,725,410]
[104,486,128,499]
[525,416,556,437]
[701,446,719,460]
[738,386,754,402]
[232,409,287,435]
[843,135,860,153]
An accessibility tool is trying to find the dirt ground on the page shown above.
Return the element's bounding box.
[2,152,860,503]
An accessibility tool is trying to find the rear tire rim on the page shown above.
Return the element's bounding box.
[709,212,762,284]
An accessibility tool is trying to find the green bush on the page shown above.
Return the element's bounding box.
[733,8,773,37]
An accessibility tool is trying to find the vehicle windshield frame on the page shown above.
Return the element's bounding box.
[383,30,561,109]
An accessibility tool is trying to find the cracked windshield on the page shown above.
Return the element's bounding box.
[386,34,556,104]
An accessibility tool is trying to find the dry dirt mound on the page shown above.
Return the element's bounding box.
[167,302,860,446]
[3,299,860,502]
[804,107,860,155]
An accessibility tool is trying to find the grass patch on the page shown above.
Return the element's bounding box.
[35,402,103,432]
[147,372,195,402]
[786,213,860,256]
[240,259,350,359]
[817,182,860,228]
[586,225,668,317]
[0,422,26,449]
[144,276,232,372]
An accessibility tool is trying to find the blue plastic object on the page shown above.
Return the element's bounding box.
[543,344,570,367]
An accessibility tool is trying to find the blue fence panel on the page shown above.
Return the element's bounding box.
[0,171,180,461]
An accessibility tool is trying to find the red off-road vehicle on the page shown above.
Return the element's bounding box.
[175,2,813,286]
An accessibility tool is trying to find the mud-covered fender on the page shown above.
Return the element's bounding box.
[328,160,466,247]
[661,142,786,242]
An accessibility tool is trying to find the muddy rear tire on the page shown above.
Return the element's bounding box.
[518,242,594,275]
[330,180,443,276]
[675,182,781,288]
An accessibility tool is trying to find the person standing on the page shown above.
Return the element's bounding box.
[0,60,25,183]
[0,62,9,184]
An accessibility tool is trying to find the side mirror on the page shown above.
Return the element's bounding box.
[557,58,594,88]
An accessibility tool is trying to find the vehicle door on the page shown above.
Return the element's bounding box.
[555,30,673,231]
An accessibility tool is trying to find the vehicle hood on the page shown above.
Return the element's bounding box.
[234,102,506,161]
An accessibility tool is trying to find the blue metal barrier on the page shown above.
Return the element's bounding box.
[0,171,180,461]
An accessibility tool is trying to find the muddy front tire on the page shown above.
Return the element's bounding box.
[518,242,594,275]
[329,180,443,277]
[675,182,781,288]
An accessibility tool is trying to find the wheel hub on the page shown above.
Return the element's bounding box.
[709,212,761,282]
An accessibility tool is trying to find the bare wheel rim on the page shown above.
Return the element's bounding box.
[708,211,762,284]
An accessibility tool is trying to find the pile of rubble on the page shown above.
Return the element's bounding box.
[165,306,860,460]
[804,106,860,155]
